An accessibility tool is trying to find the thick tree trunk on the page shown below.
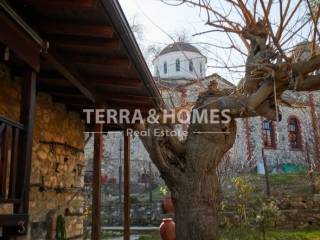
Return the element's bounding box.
[174,170,221,240]
[137,10,320,237]
[139,96,237,240]
[169,99,237,239]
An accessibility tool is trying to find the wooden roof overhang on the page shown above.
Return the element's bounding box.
[1,0,163,129]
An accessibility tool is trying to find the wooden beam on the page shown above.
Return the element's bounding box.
[15,70,36,214]
[38,77,72,87]
[37,85,82,95]
[100,0,163,110]
[45,51,98,102]
[0,214,28,226]
[11,0,98,9]
[36,23,113,38]
[123,133,130,240]
[64,101,151,113]
[52,97,94,108]
[67,105,150,116]
[39,76,141,88]
[70,55,131,68]
[92,115,104,240]
[49,91,152,106]
[52,38,121,54]
[0,125,10,199]
[0,10,41,71]
[38,85,153,110]
[91,77,141,88]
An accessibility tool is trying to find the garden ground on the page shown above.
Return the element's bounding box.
[103,229,320,240]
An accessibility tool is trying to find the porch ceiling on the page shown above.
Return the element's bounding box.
[5,0,163,117]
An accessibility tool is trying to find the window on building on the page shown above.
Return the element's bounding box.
[262,120,276,148]
[156,67,160,76]
[189,60,193,72]
[164,62,167,74]
[200,63,203,74]
[288,117,302,149]
[176,59,180,72]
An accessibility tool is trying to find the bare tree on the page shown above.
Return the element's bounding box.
[137,1,320,239]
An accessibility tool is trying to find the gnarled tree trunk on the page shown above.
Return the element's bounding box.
[173,171,221,240]
[173,100,236,240]
[139,97,237,240]
[136,3,320,236]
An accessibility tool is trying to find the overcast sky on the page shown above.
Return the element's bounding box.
[119,0,313,85]
[119,0,244,85]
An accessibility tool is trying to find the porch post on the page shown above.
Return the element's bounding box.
[92,118,104,240]
[15,70,36,214]
[123,132,130,240]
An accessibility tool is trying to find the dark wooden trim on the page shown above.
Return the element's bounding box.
[15,70,36,214]
[0,116,24,130]
[53,38,121,54]
[47,91,151,103]
[9,128,20,198]
[10,0,98,9]
[36,23,113,39]
[0,9,41,71]
[0,125,11,198]
[91,114,104,240]
[0,198,20,204]
[100,0,164,110]
[0,214,28,226]
[91,77,141,88]
[44,51,99,103]
[70,55,131,68]
[123,133,130,240]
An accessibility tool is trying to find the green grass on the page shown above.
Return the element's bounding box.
[101,231,161,240]
[221,229,320,240]
[248,172,306,184]
[139,233,162,240]
[101,229,320,240]
[242,172,317,196]
[134,186,164,202]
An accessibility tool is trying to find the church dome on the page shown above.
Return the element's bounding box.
[158,42,202,56]
[153,42,207,81]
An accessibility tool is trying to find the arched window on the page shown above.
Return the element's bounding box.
[189,60,193,72]
[163,62,167,74]
[200,63,203,74]
[288,117,302,149]
[156,67,160,76]
[262,120,276,148]
[176,59,180,72]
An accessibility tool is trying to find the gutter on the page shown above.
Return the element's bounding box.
[100,0,165,110]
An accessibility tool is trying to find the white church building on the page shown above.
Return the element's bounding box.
[85,42,320,183]
[153,42,207,81]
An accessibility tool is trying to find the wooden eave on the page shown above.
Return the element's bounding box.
[2,0,163,120]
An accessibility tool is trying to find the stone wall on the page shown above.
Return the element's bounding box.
[230,104,318,173]
[85,195,320,229]
[221,194,320,229]
[0,63,85,239]
[85,132,162,184]
[85,75,320,184]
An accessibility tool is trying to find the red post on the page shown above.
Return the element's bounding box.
[16,70,36,214]
[123,132,130,240]
[92,121,104,240]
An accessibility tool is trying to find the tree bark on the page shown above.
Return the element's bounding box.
[171,100,237,240]
[135,23,320,239]
[174,170,221,240]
